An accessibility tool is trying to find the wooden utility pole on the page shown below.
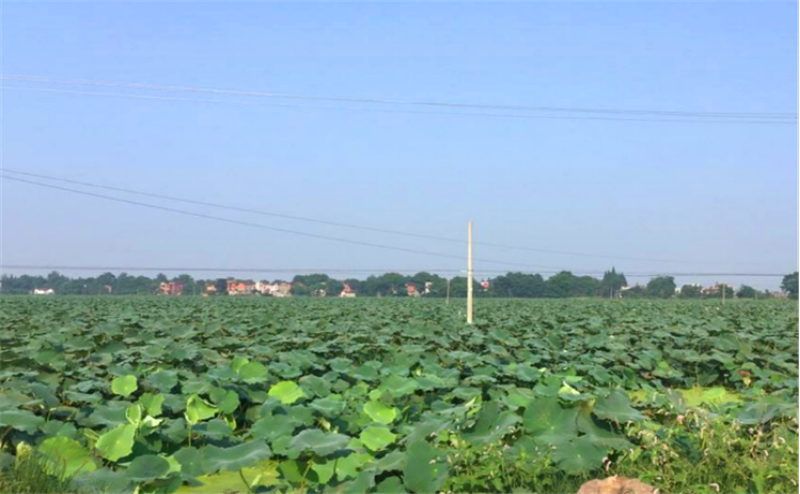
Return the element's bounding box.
[722,282,726,305]
[446,278,451,306]
[467,221,474,325]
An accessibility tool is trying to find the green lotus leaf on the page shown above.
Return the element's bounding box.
[593,389,645,423]
[251,414,297,442]
[336,451,374,480]
[193,419,233,440]
[310,395,346,417]
[124,454,171,482]
[360,426,397,451]
[341,469,376,494]
[268,381,306,405]
[173,447,204,477]
[38,437,97,477]
[550,436,608,474]
[375,451,406,473]
[311,459,336,483]
[463,402,520,446]
[299,375,332,397]
[403,441,447,494]
[376,476,407,493]
[577,410,634,450]
[363,400,398,424]
[202,441,272,473]
[125,404,142,426]
[353,364,379,382]
[238,362,269,383]
[0,409,44,434]
[329,358,353,373]
[96,424,136,461]
[288,429,350,456]
[522,395,578,446]
[111,375,138,398]
[138,393,165,417]
[147,371,178,393]
[218,391,240,414]
[185,395,218,424]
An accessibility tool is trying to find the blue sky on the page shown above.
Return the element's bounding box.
[2,2,797,289]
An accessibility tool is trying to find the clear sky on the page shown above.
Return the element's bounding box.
[2,2,798,290]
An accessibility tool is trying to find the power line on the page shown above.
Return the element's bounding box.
[3,85,797,126]
[0,264,789,278]
[4,74,796,121]
[1,174,563,270]
[1,168,754,266]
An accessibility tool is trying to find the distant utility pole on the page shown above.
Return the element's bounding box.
[467,221,474,325]
[722,282,726,305]
[446,278,451,306]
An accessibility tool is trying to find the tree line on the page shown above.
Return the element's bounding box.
[1,269,797,299]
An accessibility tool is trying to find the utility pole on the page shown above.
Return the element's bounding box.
[467,221,474,325]
[722,282,726,305]
[446,278,451,306]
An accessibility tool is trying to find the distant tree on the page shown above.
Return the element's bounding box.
[736,285,759,299]
[781,272,798,299]
[645,276,676,298]
[679,284,703,299]
[492,272,547,298]
[599,268,627,297]
[215,278,228,295]
[545,271,577,298]
[173,274,195,295]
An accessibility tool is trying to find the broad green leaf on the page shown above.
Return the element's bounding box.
[335,452,373,480]
[218,391,240,414]
[124,454,170,482]
[96,424,136,461]
[185,395,218,424]
[288,429,350,456]
[522,396,578,445]
[176,460,279,493]
[202,441,272,473]
[0,409,44,433]
[139,393,165,417]
[360,426,397,451]
[593,389,645,423]
[111,375,138,398]
[251,415,297,442]
[363,400,398,424]
[38,437,97,477]
[125,404,142,426]
[311,459,336,484]
[310,395,346,417]
[173,447,204,477]
[376,476,407,493]
[403,441,447,494]
[550,436,607,474]
[268,381,305,405]
[238,362,269,383]
[147,371,178,393]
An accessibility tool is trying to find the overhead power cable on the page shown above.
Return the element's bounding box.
[3,85,796,126]
[3,74,796,121]
[1,174,564,270]
[0,264,789,278]
[1,168,753,266]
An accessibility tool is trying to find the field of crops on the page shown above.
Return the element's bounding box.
[0,297,797,493]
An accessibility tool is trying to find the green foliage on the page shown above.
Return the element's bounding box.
[0,297,796,493]
[781,271,798,299]
[645,276,676,298]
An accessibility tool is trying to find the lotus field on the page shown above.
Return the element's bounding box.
[0,297,797,493]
